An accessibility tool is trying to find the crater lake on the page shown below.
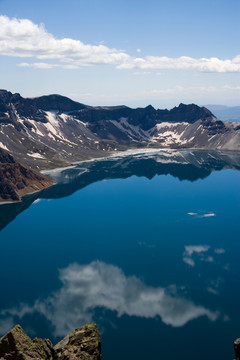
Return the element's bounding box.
[0,149,240,360]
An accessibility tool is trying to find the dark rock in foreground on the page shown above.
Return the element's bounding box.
[0,325,55,360]
[235,338,240,360]
[55,324,101,360]
[0,324,101,360]
[0,323,238,359]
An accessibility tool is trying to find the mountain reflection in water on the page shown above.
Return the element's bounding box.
[0,148,240,360]
[0,149,240,231]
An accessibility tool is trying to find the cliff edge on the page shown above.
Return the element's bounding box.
[0,148,55,202]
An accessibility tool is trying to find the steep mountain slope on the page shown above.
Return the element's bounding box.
[0,89,239,170]
[0,148,55,202]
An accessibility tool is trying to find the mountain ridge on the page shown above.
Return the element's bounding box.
[0,89,239,174]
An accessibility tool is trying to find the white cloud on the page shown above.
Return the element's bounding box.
[133,71,152,75]
[18,62,58,69]
[138,85,240,100]
[117,55,240,72]
[223,85,240,91]
[18,62,78,70]
[0,261,218,338]
[0,15,240,73]
[63,84,240,108]
[0,15,130,66]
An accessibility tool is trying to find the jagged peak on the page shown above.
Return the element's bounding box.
[145,104,156,111]
[0,89,13,103]
[169,103,214,120]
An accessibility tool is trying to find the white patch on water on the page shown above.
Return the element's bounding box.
[33,199,41,204]
[187,211,216,218]
[202,213,216,217]
[214,248,225,255]
[183,245,210,267]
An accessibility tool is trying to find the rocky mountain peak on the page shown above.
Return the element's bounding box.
[157,103,215,123]
[145,104,156,111]
[0,89,13,104]
[29,94,88,112]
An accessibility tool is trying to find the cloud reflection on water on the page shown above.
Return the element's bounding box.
[183,245,226,267]
[1,261,218,337]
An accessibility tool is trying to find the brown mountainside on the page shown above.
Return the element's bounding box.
[0,148,55,202]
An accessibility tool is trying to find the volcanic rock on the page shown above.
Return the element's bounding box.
[0,148,55,202]
[0,324,101,360]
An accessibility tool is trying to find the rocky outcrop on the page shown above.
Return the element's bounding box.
[0,324,101,360]
[235,338,240,360]
[0,325,55,360]
[54,324,101,360]
[0,148,55,202]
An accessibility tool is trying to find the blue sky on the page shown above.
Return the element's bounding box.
[0,0,239,108]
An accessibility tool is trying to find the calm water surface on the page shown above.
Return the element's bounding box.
[0,149,240,359]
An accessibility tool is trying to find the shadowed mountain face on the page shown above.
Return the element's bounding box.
[0,148,55,202]
[0,89,240,171]
[0,149,240,232]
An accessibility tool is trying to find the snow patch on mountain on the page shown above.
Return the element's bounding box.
[27,152,45,159]
[0,141,9,151]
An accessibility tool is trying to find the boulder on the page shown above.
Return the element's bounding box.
[0,324,55,359]
[0,324,101,360]
[54,324,101,360]
[234,338,240,360]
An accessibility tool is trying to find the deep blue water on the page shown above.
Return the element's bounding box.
[0,150,239,359]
